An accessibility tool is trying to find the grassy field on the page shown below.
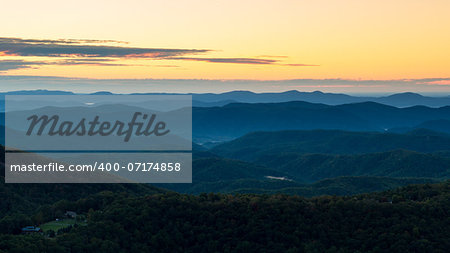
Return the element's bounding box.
[40,219,78,232]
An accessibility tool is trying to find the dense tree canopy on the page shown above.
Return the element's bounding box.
[1,181,448,252]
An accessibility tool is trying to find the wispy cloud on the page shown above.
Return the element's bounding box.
[52,58,132,67]
[169,57,278,65]
[0,59,135,71]
[0,37,318,70]
[418,79,450,86]
[0,60,46,71]
[0,37,209,58]
[0,37,129,45]
[169,57,318,66]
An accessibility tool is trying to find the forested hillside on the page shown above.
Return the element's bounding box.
[0,181,448,252]
[211,130,450,160]
[0,146,166,234]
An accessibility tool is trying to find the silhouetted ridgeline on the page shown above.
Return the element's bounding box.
[211,129,450,160]
[3,90,450,107]
[2,91,450,143]
[193,101,450,142]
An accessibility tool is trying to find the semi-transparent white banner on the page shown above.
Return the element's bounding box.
[5,95,192,183]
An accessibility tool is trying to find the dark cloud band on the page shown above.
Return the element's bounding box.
[0,37,209,58]
[0,60,46,71]
[169,57,278,64]
[169,57,318,66]
[0,37,318,68]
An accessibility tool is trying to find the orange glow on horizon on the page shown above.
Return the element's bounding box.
[0,0,449,83]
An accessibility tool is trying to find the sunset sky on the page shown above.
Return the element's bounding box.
[1,0,449,93]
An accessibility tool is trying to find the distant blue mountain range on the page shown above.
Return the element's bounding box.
[2,89,450,143]
[2,89,450,108]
